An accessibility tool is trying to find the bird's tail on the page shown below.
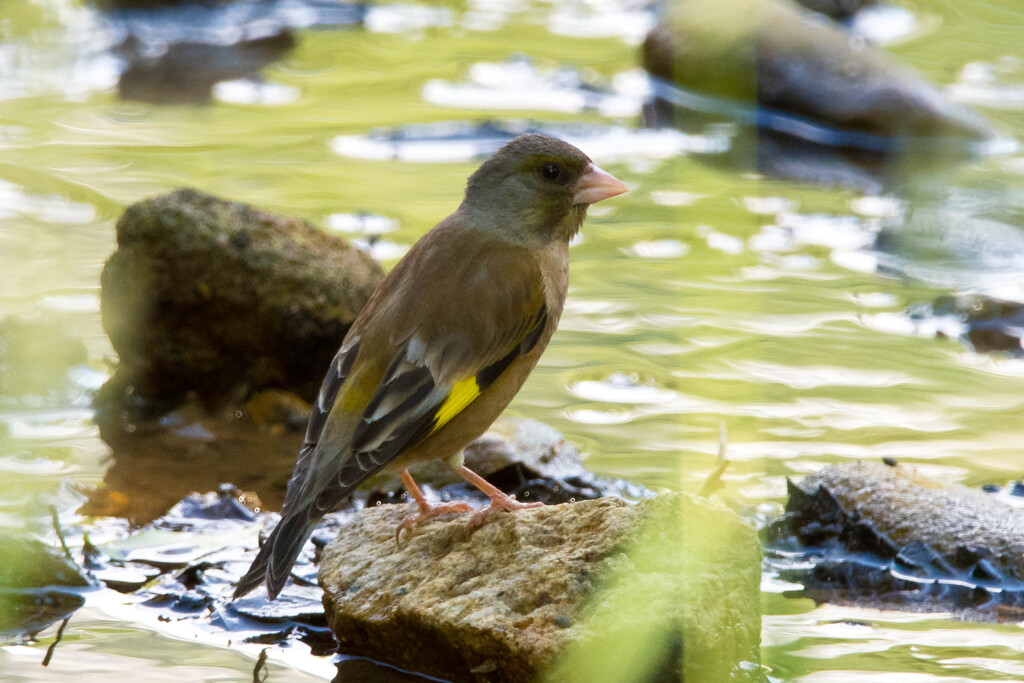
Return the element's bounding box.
[233,512,319,601]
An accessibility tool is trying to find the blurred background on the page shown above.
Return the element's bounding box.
[2,0,1024,679]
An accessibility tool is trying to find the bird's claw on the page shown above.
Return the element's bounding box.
[467,494,544,530]
[394,501,473,547]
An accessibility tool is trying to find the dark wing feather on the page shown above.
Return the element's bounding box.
[311,302,547,514]
[280,340,360,513]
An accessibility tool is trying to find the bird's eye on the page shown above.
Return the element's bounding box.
[541,163,561,181]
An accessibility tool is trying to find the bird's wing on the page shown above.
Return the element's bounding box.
[279,337,361,514]
[283,236,547,517]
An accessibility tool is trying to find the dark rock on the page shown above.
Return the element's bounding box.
[411,417,655,505]
[93,0,366,103]
[926,294,1024,356]
[320,494,763,682]
[420,418,586,485]
[642,0,995,142]
[0,589,84,641]
[799,462,1024,577]
[118,33,296,104]
[770,461,1024,619]
[97,188,383,413]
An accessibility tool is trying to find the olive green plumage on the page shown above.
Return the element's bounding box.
[235,134,626,600]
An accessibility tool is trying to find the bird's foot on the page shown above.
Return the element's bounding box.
[467,492,543,530]
[395,500,473,545]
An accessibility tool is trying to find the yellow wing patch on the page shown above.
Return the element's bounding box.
[430,376,481,435]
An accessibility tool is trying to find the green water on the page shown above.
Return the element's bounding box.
[2,0,1024,679]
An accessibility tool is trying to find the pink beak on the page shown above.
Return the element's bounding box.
[573,163,629,206]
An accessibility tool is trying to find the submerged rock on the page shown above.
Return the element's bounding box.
[320,494,762,682]
[769,461,1024,618]
[929,294,1024,356]
[0,532,90,640]
[93,0,366,104]
[87,392,309,524]
[642,0,995,143]
[97,188,383,413]
[117,33,297,105]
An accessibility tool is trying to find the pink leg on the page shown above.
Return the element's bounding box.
[456,466,543,528]
[395,469,472,544]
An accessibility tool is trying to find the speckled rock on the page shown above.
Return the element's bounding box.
[97,188,384,411]
[642,0,995,140]
[798,461,1024,577]
[320,493,762,682]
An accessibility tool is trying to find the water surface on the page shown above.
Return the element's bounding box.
[2,0,1024,679]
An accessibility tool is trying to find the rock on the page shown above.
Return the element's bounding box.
[795,461,1024,577]
[97,188,384,413]
[118,33,296,105]
[642,0,995,141]
[413,418,585,486]
[767,461,1024,618]
[0,317,87,396]
[0,533,90,590]
[931,294,1024,356]
[684,122,896,193]
[400,417,654,506]
[90,0,366,103]
[0,532,90,639]
[320,493,762,682]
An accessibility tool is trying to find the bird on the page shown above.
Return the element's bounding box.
[233,134,628,601]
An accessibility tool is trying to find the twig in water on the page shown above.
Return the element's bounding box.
[253,647,269,682]
[48,505,73,562]
[698,422,730,498]
[41,616,70,667]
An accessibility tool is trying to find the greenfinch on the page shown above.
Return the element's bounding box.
[234,134,628,600]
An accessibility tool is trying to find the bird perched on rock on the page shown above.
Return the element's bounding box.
[234,134,628,600]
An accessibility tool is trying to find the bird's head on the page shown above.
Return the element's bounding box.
[461,134,628,246]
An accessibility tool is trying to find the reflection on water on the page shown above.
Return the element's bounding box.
[2,0,1024,679]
